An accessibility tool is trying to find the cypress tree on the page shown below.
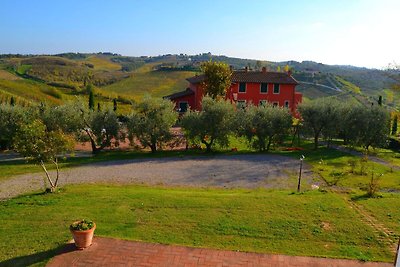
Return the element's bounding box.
[392,115,398,135]
[113,98,117,111]
[10,96,15,106]
[89,91,94,110]
[97,102,101,111]
[378,95,382,106]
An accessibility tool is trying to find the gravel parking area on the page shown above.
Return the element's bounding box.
[0,154,314,200]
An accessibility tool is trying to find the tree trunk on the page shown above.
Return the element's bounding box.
[150,143,157,153]
[40,160,56,192]
[291,126,298,147]
[266,136,273,151]
[314,134,319,150]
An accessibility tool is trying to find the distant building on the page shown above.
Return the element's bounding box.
[164,67,302,116]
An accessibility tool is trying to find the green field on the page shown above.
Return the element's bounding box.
[0,79,64,105]
[0,185,395,266]
[84,55,121,71]
[0,70,20,80]
[103,68,197,101]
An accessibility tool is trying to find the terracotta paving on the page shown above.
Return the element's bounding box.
[46,237,392,267]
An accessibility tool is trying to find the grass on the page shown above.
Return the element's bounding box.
[16,64,32,75]
[103,64,196,101]
[0,79,63,105]
[336,76,362,94]
[0,70,21,81]
[0,184,394,266]
[271,141,400,191]
[354,193,400,235]
[84,56,121,71]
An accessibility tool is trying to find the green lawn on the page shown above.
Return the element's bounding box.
[0,185,394,266]
[274,144,400,191]
[355,193,400,235]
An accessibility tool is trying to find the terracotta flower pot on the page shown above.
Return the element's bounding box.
[70,222,96,249]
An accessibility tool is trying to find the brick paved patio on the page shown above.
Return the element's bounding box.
[46,237,392,267]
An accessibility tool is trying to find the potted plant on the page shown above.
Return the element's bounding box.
[70,219,96,249]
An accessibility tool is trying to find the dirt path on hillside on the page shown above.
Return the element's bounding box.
[0,154,314,200]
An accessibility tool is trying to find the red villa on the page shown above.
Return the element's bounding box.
[164,67,302,115]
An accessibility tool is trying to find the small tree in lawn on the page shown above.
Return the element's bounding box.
[13,120,74,192]
[127,96,177,153]
[201,61,232,99]
[181,97,235,152]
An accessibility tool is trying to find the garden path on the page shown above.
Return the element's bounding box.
[46,237,392,267]
[0,154,314,200]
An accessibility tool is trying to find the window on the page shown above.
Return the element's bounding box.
[273,84,280,94]
[179,102,188,112]
[239,82,246,93]
[260,83,268,93]
[237,100,246,109]
[272,102,279,107]
[259,100,267,106]
[284,100,290,108]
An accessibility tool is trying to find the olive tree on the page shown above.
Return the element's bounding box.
[239,104,292,151]
[349,105,390,150]
[40,102,123,154]
[40,102,85,134]
[181,97,235,152]
[13,119,74,192]
[298,98,341,149]
[0,104,31,150]
[127,96,177,153]
[85,108,124,153]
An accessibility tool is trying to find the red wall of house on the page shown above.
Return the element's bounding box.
[189,83,204,110]
[171,93,196,111]
[227,82,299,113]
[173,81,302,116]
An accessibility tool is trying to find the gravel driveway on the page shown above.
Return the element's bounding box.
[0,154,314,200]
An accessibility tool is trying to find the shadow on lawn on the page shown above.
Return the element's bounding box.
[0,243,75,267]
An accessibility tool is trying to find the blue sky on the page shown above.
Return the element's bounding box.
[1,0,399,68]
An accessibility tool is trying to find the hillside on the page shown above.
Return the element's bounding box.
[0,52,399,110]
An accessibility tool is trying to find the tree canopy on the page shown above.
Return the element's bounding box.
[181,97,235,152]
[127,96,177,153]
[200,61,232,99]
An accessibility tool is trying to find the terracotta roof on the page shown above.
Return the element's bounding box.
[163,88,194,100]
[186,75,206,84]
[186,71,298,85]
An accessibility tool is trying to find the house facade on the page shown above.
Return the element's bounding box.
[164,67,302,115]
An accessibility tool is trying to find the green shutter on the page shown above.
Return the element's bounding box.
[261,83,268,93]
[239,83,246,92]
[273,84,280,94]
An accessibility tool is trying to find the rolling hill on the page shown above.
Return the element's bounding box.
[0,52,399,111]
